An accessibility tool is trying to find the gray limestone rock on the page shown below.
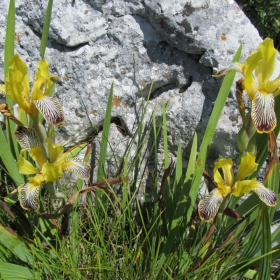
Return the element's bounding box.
[0,0,278,185]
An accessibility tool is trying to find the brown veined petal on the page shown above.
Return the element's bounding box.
[212,62,243,77]
[33,96,64,126]
[198,188,226,222]
[20,182,41,211]
[251,181,278,206]
[14,126,41,150]
[251,91,276,133]
[63,158,90,180]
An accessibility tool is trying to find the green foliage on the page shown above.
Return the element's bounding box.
[236,0,280,48]
[40,0,53,59]
[0,0,280,279]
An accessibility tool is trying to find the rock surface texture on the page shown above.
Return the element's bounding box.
[0,0,277,180]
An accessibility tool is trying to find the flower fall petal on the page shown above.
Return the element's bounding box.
[213,62,243,77]
[251,181,278,206]
[20,182,40,211]
[251,91,276,133]
[33,96,64,125]
[63,158,91,180]
[198,188,226,222]
[14,126,41,150]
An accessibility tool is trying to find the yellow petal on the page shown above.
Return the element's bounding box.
[45,138,64,163]
[31,59,51,100]
[236,152,258,180]
[38,59,51,94]
[198,188,226,222]
[33,96,64,125]
[251,181,278,206]
[0,85,6,94]
[62,158,91,180]
[255,38,277,84]
[20,181,41,211]
[42,162,63,182]
[251,91,276,133]
[5,55,31,113]
[17,150,39,175]
[265,76,280,93]
[213,158,234,187]
[243,48,260,99]
[231,179,256,197]
[29,146,47,169]
[28,173,45,186]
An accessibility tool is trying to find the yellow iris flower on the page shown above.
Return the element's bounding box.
[0,54,64,125]
[214,38,280,133]
[16,126,90,211]
[198,152,278,222]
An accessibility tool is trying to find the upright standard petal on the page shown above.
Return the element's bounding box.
[236,152,258,180]
[62,158,91,180]
[256,38,277,85]
[251,91,276,133]
[5,55,31,113]
[29,146,47,169]
[213,158,234,187]
[251,181,278,206]
[242,48,261,99]
[36,59,51,95]
[20,180,42,211]
[198,188,226,222]
[45,138,64,163]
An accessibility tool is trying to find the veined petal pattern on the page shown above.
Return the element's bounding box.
[198,188,226,222]
[251,182,278,206]
[14,126,41,150]
[251,91,276,133]
[63,158,91,180]
[33,96,64,126]
[20,182,40,211]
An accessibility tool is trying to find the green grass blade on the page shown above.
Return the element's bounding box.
[155,133,197,277]
[187,45,242,225]
[155,43,242,276]
[0,262,33,279]
[97,82,113,181]
[4,0,20,160]
[162,101,174,223]
[4,0,15,81]
[0,225,32,264]
[259,134,279,279]
[259,204,272,280]
[225,250,276,279]
[0,127,23,185]
[40,0,53,59]
[173,142,182,204]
